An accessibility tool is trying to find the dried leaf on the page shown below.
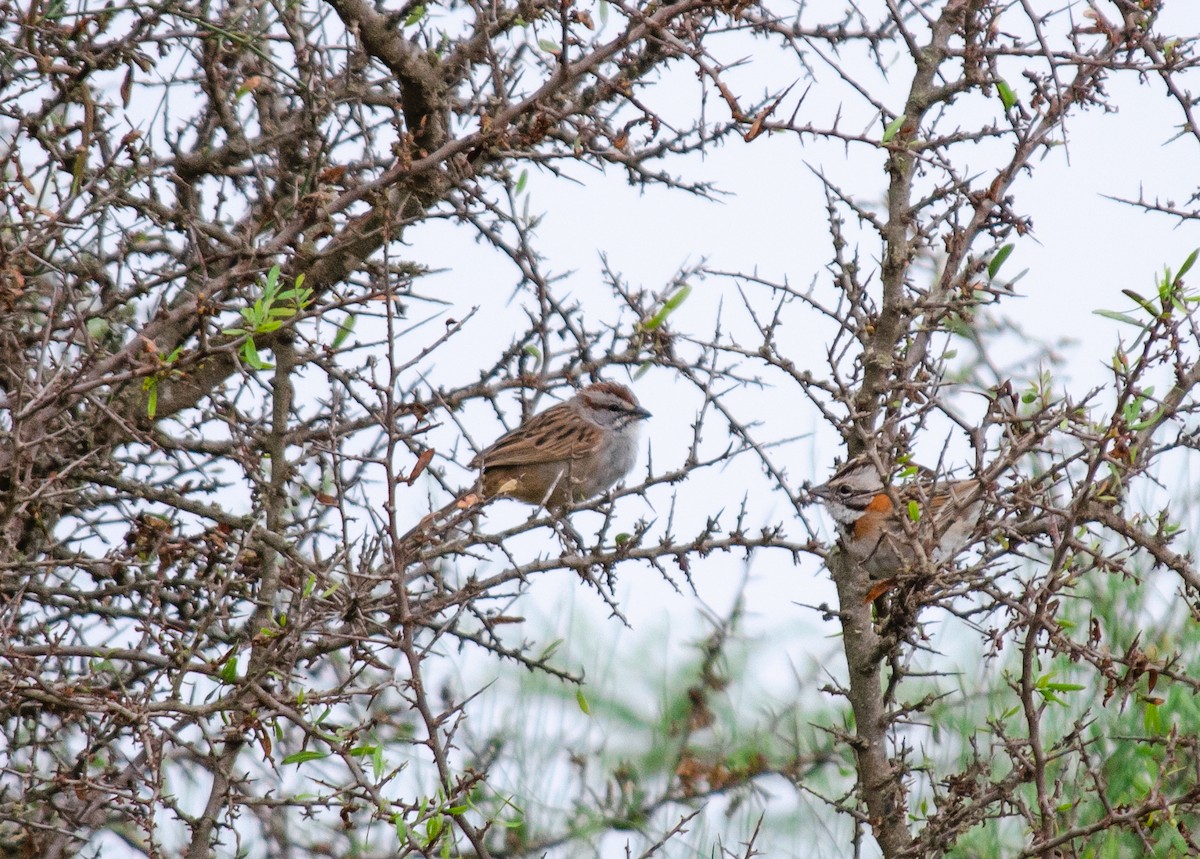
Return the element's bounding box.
[456,492,483,509]
[404,448,435,485]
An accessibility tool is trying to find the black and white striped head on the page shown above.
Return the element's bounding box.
[573,382,652,431]
[809,459,889,525]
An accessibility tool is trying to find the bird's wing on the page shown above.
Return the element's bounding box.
[469,404,602,469]
[926,479,982,514]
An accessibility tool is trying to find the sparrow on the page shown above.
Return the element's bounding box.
[810,457,983,578]
[469,381,651,507]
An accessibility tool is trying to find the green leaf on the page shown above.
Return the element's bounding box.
[332,314,356,349]
[1093,309,1143,326]
[283,750,329,765]
[143,378,158,419]
[1043,682,1085,692]
[996,79,1017,110]
[425,814,444,847]
[1122,288,1158,316]
[988,244,1014,279]
[906,500,920,521]
[642,285,691,331]
[219,656,239,683]
[242,339,274,370]
[599,0,608,25]
[404,3,426,25]
[881,114,906,143]
[538,38,560,54]
[515,169,528,194]
[1176,248,1198,281]
[1144,701,1163,735]
[576,688,591,715]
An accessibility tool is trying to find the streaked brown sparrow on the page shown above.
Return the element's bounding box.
[469,381,651,507]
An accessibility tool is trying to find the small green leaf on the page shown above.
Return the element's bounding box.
[242,339,274,370]
[1093,309,1143,326]
[1122,288,1158,316]
[283,750,329,765]
[906,500,920,521]
[219,656,239,683]
[1176,248,1198,281]
[425,814,444,846]
[642,285,691,331]
[143,378,158,419]
[404,3,426,24]
[1144,701,1162,735]
[576,688,591,715]
[881,114,906,143]
[515,169,528,194]
[996,79,1017,110]
[988,244,1014,279]
[522,344,542,360]
[538,38,560,54]
[614,532,631,545]
[599,0,608,25]
[332,315,356,349]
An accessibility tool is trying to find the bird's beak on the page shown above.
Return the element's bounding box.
[633,406,652,420]
[807,482,831,502]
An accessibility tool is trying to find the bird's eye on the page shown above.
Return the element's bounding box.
[837,484,853,497]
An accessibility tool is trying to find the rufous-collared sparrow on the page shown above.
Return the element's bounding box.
[810,457,983,578]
